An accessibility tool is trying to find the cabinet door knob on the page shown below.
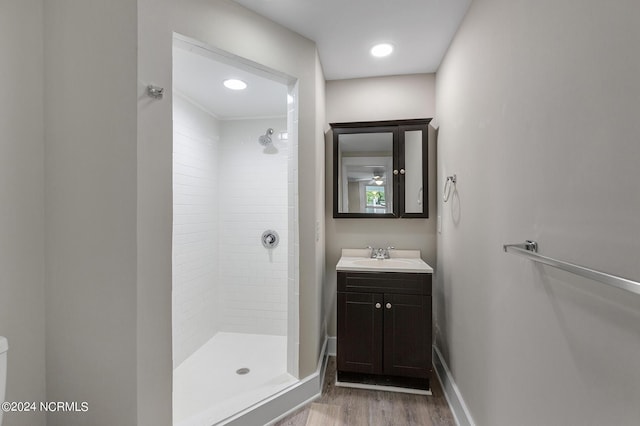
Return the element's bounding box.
[375,303,381,309]
[393,169,399,175]
[400,169,406,175]
[386,303,392,309]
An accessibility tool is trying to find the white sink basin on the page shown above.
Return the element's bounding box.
[352,259,415,268]
[336,249,433,273]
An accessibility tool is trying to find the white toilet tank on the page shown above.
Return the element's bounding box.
[0,336,7,426]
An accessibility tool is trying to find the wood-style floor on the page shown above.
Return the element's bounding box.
[274,357,456,426]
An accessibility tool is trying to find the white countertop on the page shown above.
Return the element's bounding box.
[336,249,434,274]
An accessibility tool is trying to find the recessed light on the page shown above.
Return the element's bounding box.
[223,79,247,90]
[370,43,394,58]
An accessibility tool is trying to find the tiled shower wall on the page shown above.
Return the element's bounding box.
[173,94,221,368]
[218,118,289,336]
[173,93,290,367]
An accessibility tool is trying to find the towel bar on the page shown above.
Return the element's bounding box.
[503,240,640,296]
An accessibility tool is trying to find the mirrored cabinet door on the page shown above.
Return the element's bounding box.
[399,124,428,217]
[333,126,398,218]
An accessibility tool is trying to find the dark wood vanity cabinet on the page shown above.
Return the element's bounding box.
[337,271,432,388]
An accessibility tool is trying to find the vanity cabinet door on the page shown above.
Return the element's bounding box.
[383,294,432,378]
[337,292,383,374]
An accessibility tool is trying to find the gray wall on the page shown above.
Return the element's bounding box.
[325,74,436,336]
[0,1,46,425]
[44,1,139,425]
[436,0,640,424]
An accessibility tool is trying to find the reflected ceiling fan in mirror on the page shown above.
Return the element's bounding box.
[353,169,386,186]
[370,174,385,186]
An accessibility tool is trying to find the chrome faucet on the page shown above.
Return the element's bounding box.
[368,246,395,259]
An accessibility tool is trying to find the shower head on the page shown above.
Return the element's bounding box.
[259,128,274,146]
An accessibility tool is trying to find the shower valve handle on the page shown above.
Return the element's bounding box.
[261,230,279,248]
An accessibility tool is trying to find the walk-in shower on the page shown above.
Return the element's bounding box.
[171,35,299,426]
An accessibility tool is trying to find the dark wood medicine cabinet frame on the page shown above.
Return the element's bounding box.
[331,118,431,219]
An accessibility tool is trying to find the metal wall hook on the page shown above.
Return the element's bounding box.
[443,174,457,202]
[147,85,165,99]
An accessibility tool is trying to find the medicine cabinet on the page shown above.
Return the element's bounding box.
[331,119,430,218]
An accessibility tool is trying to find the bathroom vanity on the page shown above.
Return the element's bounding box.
[336,249,433,393]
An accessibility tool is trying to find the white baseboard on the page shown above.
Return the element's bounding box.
[432,345,475,426]
[327,336,336,356]
[223,337,329,426]
[336,374,432,396]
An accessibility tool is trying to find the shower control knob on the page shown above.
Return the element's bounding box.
[375,303,381,309]
[261,230,280,249]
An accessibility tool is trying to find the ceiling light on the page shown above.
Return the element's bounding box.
[375,180,384,185]
[223,79,247,90]
[370,43,394,58]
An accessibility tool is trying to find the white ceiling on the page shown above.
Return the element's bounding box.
[173,0,471,119]
[173,42,288,120]
[233,0,471,80]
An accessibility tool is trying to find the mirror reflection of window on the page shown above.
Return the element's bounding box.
[364,185,386,213]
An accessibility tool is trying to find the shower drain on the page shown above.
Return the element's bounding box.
[236,367,250,375]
